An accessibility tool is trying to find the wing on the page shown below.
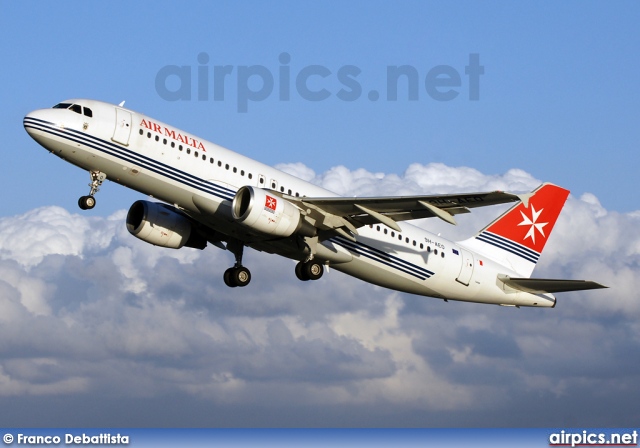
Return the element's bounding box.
[275,190,524,240]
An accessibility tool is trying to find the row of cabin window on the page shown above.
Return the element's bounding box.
[140,128,302,197]
[372,225,446,258]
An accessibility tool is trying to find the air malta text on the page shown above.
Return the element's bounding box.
[140,119,206,151]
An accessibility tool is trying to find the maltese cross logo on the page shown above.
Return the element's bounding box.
[265,195,277,211]
[518,205,548,244]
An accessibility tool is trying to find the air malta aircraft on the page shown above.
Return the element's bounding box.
[23,99,606,307]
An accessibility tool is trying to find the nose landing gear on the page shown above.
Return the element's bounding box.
[78,195,96,210]
[78,170,106,210]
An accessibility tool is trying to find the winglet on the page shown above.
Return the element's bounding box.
[517,192,533,208]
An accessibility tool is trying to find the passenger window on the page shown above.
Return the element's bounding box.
[186,148,190,154]
[233,167,237,173]
[202,155,206,161]
[194,151,198,157]
[139,129,143,135]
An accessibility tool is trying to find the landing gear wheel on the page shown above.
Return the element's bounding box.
[78,195,96,210]
[304,260,324,280]
[223,266,251,288]
[232,266,251,287]
[223,268,237,288]
[295,260,324,281]
[295,262,309,281]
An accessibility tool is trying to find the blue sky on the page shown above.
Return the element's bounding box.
[2,1,640,428]
[3,1,640,215]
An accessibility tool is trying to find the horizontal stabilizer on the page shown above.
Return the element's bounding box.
[498,275,608,294]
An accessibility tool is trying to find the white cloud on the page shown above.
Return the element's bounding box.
[0,163,638,426]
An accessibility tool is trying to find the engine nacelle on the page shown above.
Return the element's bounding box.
[126,201,206,249]
[232,186,315,238]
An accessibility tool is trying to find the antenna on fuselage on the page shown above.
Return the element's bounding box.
[118,101,126,107]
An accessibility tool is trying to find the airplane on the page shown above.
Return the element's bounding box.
[23,99,606,308]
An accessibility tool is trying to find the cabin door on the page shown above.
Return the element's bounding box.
[456,248,475,286]
[112,108,132,145]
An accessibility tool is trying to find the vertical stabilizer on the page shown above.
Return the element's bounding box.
[459,183,569,277]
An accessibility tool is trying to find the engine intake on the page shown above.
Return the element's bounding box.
[232,186,315,238]
[126,201,206,249]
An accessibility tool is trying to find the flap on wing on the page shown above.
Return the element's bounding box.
[498,275,608,294]
[280,190,521,230]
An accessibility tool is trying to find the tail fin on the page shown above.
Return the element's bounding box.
[459,183,569,277]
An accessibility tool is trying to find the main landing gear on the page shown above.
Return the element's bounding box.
[295,237,324,281]
[295,259,324,281]
[223,240,251,287]
[221,241,325,288]
[78,170,106,210]
[223,265,251,288]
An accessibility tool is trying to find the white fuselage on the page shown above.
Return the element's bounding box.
[24,99,555,307]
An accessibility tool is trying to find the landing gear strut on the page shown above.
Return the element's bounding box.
[223,240,251,287]
[78,170,106,210]
[295,259,324,281]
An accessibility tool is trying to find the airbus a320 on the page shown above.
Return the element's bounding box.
[23,99,606,307]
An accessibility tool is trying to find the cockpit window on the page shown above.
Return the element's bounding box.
[52,103,92,117]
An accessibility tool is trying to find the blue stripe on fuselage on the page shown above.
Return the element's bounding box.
[330,236,435,281]
[23,117,236,201]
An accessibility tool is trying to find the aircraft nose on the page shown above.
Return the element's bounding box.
[23,109,52,137]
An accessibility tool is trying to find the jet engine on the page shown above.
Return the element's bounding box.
[126,200,207,249]
[232,186,316,238]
